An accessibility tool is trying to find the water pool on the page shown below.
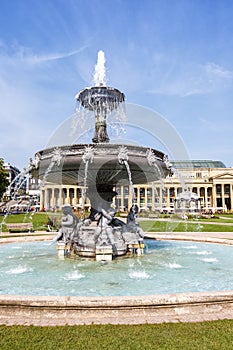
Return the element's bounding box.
[0,239,233,296]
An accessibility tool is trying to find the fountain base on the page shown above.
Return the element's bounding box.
[56,225,144,261]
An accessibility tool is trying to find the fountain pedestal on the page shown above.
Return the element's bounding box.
[96,245,113,261]
[56,242,66,259]
[92,120,109,143]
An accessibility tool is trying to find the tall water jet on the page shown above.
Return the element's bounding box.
[93,50,107,86]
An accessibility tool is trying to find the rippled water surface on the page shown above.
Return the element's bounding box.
[0,240,233,296]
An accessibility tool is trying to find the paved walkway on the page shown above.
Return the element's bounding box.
[1,230,233,245]
[0,231,54,244]
[144,231,233,245]
[139,217,233,226]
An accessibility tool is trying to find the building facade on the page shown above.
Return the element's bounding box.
[27,176,41,197]
[40,160,233,213]
[3,162,26,199]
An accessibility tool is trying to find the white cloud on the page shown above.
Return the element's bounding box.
[0,42,88,66]
[25,46,88,65]
[147,61,233,97]
[204,62,233,79]
[199,117,233,133]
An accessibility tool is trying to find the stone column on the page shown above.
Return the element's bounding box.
[58,188,63,209]
[65,188,69,204]
[120,186,124,211]
[167,187,170,207]
[40,190,45,210]
[196,187,201,209]
[221,184,225,209]
[230,184,233,212]
[70,188,74,205]
[159,185,163,210]
[51,188,55,210]
[204,187,208,208]
[151,186,155,211]
[144,186,148,210]
[44,188,49,210]
[79,187,84,209]
[137,187,140,208]
[212,184,217,211]
[74,187,78,206]
[53,188,57,208]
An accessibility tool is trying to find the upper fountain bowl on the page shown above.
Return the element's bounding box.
[76,86,125,113]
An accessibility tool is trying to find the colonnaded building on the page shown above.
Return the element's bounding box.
[36,160,233,213]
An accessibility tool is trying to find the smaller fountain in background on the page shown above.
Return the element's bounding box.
[175,189,200,215]
[0,158,38,232]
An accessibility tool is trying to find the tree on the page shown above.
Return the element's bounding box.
[0,158,9,200]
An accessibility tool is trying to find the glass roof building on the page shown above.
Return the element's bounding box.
[171,160,226,169]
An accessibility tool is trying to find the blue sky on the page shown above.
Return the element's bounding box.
[1,0,233,170]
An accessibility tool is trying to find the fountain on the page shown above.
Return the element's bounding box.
[30,51,171,260]
[1,52,233,326]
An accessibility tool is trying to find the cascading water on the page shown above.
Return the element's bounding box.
[118,146,135,204]
[39,147,62,188]
[147,148,169,210]
[82,146,95,208]
[147,149,167,184]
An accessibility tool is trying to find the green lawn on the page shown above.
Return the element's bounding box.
[218,213,233,219]
[1,213,233,233]
[140,220,233,232]
[0,321,233,350]
[0,213,60,232]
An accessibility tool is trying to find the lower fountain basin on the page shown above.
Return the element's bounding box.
[1,238,233,325]
[1,239,233,297]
